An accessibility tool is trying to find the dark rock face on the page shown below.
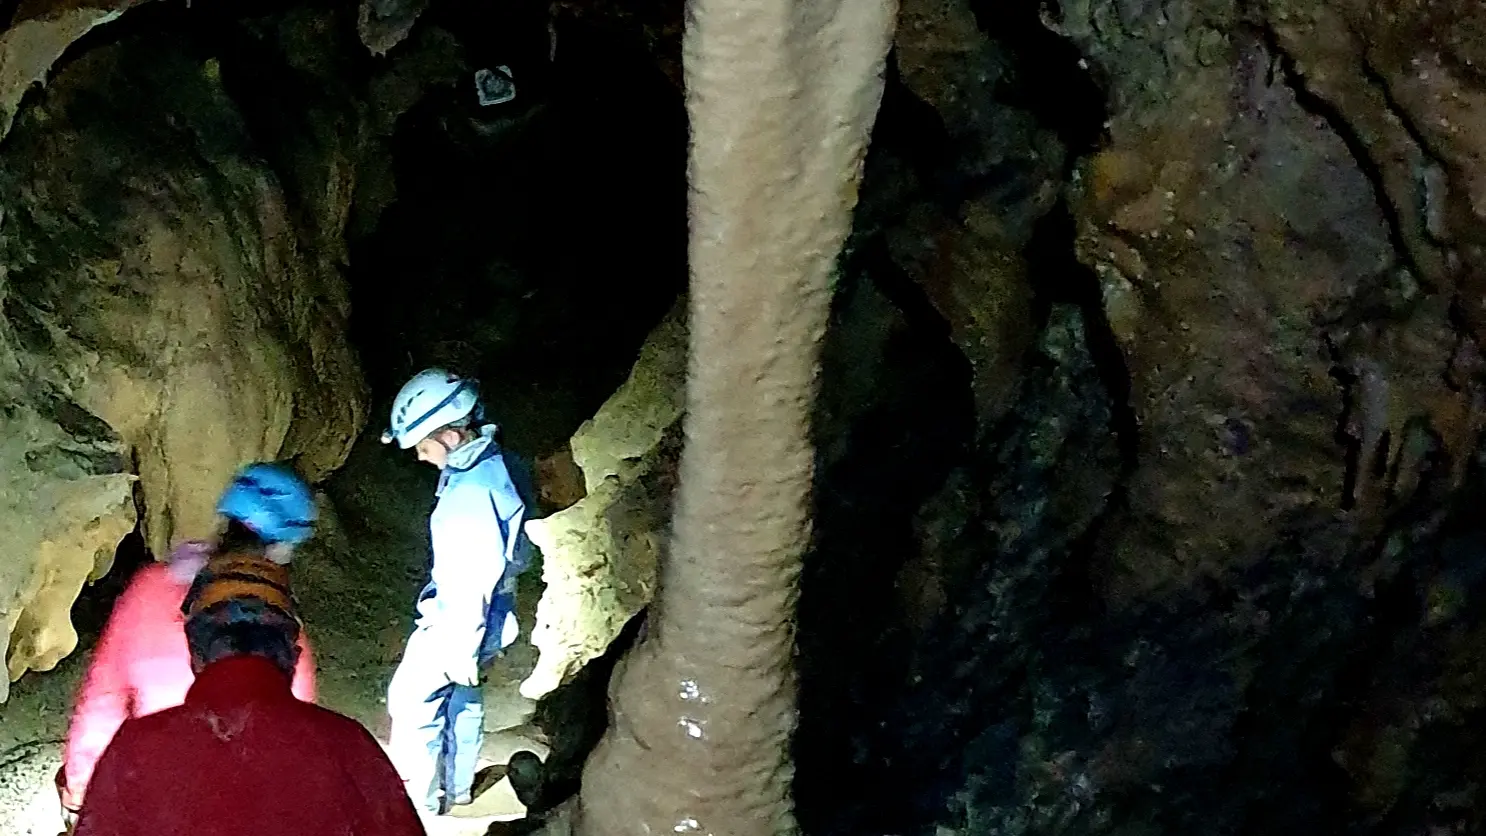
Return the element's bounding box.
[789,1,1486,835]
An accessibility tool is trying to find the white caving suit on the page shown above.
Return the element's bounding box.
[386,423,531,813]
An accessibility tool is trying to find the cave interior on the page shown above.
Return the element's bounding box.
[3,0,1486,833]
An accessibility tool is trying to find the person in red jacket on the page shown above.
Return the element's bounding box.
[57,463,320,826]
[72,523,425,836]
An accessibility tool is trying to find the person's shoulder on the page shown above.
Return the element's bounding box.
[294,704,398,761]
[108,703,189,748]
[292,701,380,742]
[472,454,515,481]
[469,449,522,491]
[100,564,170,620]
[440,459,510,499]
[120,561,171,591]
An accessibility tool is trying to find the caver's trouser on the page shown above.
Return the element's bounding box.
[387,596,518,813]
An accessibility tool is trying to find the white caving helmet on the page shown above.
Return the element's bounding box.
[382,368,480,449]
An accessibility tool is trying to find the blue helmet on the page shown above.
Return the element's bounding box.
[216,462,318,546]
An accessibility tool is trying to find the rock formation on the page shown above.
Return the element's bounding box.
[803,1,1486,833]
[0,35,366,697]
[567,0,897,825]
[520,298,685,700]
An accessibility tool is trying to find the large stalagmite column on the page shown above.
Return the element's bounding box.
[571,0,896,831]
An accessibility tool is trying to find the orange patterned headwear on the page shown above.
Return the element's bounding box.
[182,552,299,627]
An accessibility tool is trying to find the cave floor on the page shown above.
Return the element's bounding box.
[0,427,549,836]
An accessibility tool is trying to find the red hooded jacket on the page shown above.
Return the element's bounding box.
[59,544,317,810]
[72,654,424,836]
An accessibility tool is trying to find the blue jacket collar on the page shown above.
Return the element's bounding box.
[437,424,500,494]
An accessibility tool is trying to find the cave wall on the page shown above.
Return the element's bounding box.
[1059,0,1486,606]
[807,0,1486,833]
[0,32,367,695]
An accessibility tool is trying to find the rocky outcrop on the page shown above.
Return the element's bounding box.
[0,35,366,694]
[1053,0,1485,606]
[1035,0,1486,828]
[519,299,685,699]
[0,0,136,144]
[565,299,686,494]
[0,392,137,702]
[406,0,1486,829]
[357,0,432,57]
[883,0,1063,422]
